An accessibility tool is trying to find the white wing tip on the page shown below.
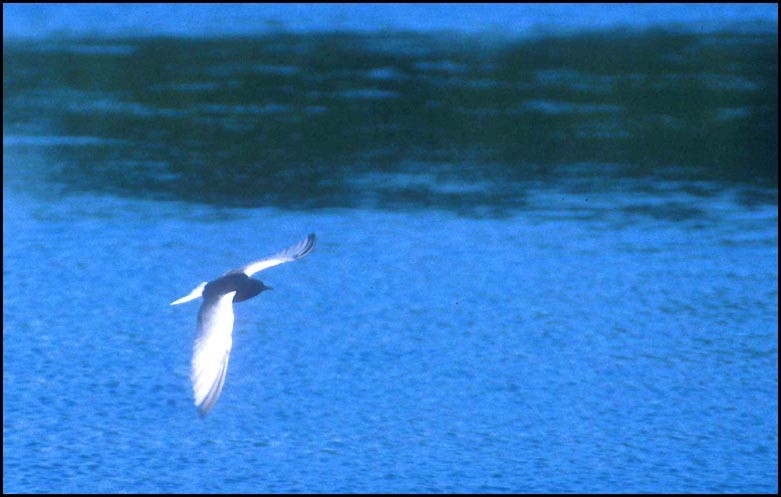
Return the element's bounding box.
[298,233,317,259]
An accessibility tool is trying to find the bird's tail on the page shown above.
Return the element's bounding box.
[171,282,207,305]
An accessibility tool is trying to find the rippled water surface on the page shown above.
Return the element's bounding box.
[3,14,778,493]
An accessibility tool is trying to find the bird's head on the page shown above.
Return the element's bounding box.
[233,278,272,303]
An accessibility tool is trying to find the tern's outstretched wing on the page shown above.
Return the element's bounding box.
[230,233,316,278]
[191,291,236,415]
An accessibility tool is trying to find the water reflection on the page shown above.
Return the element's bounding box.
[3,30,777,213]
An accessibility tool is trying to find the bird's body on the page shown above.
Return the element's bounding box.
[171,233,316,415]
[204,273,268,303]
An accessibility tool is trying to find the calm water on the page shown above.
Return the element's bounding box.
[3,14,779,494]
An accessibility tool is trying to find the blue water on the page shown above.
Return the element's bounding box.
[3,4,779,493]
[3,3,777,39]
[4,181,777,493]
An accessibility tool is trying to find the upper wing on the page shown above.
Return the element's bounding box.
[230,233,316,278]
[191,291,237,415]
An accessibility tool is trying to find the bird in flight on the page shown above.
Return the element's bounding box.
[171,233,316,415]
